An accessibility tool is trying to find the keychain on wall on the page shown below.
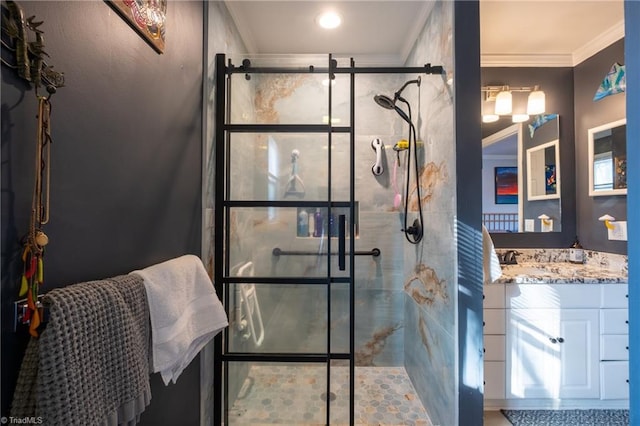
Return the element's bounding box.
[2,0,64,336]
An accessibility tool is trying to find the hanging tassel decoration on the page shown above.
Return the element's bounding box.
[18,94,53,337]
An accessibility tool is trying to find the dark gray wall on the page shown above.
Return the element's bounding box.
[1,2,204,424]
[481,67,576,248]
[455,1,484,424]
[521,118,561,232]
[574,39,626,254]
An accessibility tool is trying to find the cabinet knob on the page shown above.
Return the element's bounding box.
[549,337,557,344]
[483,321,486,327]
[626,379,630,384]
[625,320,629,324]
[557,337,564,343]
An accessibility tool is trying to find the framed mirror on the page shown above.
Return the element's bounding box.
[588,118,627,196]
[482,114,561,233]
[526,139,560,201]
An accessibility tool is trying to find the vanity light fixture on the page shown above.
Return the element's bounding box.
[482,114,499,123]
[512,113,530,123]
[481,84,546,123]
[317,11,342,29]
[527,86,545,115]
[494,90,512,115]
[481,100,499,123]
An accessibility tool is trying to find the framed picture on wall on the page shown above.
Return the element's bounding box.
[495,166,518,204]
[108,0,167,54]
[545,164,557,194]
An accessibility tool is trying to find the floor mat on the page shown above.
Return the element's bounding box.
[500,409,629,426]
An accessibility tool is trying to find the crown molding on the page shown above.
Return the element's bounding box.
[482,19,625,68]
[481,54,574,68]
[572,19,624,66]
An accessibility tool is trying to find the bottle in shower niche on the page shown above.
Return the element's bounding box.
[569,236,584,264]
[313,209,324,237]
[329,213,337,237]
[297,209,309,237]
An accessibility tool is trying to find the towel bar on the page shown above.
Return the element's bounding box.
[13,297,48,332]
[272,247,380,257]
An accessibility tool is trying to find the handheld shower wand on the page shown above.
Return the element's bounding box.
[373,77,424,244]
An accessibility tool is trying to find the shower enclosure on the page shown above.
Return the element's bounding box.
[212,53,447,425]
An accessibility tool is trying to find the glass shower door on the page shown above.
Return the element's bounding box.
[214,54,356,425]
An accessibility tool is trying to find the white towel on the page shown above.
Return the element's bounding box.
[131,255,228,385]
[482,225,503,284]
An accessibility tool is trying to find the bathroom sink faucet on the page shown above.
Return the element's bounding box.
[501,250,518,265]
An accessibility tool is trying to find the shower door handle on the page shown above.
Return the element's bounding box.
[338,214,346,271]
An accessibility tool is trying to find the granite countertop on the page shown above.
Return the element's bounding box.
[495,261,628,284]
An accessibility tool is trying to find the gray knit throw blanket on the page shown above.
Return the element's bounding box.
[11,274,151,425]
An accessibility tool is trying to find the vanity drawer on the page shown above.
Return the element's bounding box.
[484,284,505,309]
[484,335,505,361]
[600,335,629,361]
[507,284,601,309]
[600,309,629,334]
[601,284,629,308]
[484,361,505,400]
[484,309,505,335]
[600,361,629,400]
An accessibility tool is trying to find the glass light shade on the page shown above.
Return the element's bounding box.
[494,91,512,115]
[482,114,499,123]
[527,90,545,115]
[317,12,342,29]
[512,114,530,123]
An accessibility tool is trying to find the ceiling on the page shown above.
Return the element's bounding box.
[224,0,624,67]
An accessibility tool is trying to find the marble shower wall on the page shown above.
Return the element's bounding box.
[222,69,411,366]
[202,3,252,423]
[402,2,457,425]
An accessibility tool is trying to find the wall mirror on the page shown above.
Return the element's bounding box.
[482,114,561,233]
[526,139,560,201]
[588,118,627,196]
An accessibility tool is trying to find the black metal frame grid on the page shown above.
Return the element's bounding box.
[212,53,444,426]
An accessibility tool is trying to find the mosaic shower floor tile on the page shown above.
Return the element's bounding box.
[228,366,432,425]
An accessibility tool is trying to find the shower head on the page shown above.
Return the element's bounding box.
[374,94,396,110]
[373,93,411,124]
[373,76,421,120]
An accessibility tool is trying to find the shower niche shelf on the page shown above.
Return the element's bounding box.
[296,203,359,239]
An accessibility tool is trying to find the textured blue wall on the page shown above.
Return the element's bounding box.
[624,2,639,425]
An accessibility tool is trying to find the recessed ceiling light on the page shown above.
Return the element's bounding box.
[317,11,341,29]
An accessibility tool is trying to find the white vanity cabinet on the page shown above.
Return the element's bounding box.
[483,284,506,400]
[506,308,600,399]
[484,282,629,408]
[599,285,630,400]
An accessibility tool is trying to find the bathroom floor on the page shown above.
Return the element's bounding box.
[227,365,432,425]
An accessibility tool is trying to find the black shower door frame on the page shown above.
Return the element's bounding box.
[212,53,443,425]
